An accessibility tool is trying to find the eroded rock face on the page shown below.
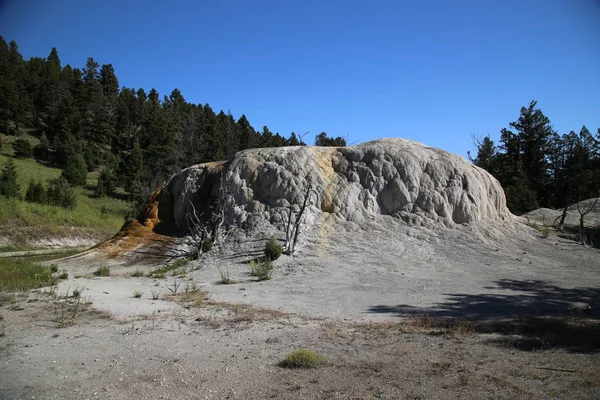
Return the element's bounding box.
[147,139,512,237]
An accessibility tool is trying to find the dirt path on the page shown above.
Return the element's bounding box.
[0,247,88,258]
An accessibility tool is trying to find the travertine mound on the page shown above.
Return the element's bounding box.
[145,138,512,238]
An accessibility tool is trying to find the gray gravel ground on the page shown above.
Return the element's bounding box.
[1,219,599,399]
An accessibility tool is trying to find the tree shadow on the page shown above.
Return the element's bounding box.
[368,279,600,353]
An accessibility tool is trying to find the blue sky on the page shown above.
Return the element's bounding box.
[1,0,599,157]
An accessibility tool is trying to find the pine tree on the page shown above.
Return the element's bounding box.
[61,152,88,186]
[315,132,346,146]
[99,64,119,98]
[25,180,46,203]
[120,138,147,200]
[12,138,33,158]
[47,176,77,209]
[95,167,116,197]
[469,136,496,172]
[287,132,301,146]
[236,114,255,150]
[0,158,20,198]
[509,101,554,206]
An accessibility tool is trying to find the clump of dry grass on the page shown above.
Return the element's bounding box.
[280,348,328,369]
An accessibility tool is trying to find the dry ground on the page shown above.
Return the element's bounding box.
[1,218,599,399]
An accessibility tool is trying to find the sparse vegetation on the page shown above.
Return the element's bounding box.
[53,288,90,328]
[167,279,182,294]
[249,259,273,281]
[217,265,236,284]
[150,290,161,300]
[133,290,143,298]
[171,257,189,269]
[280,349,328,369]
[71,287,82,298]
[93,265,110,276]
[148,262,184,278]
[130,269,144,277]
[175,287,208,308]
[264,236,282,260]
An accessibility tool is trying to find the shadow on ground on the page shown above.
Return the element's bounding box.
[368,279,600,353]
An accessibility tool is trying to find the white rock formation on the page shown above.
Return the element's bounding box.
[149,139,512,238]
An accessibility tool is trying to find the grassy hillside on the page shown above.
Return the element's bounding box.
[0,138,130,251]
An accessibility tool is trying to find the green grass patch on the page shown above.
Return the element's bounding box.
[280,349,328,369]
[0,257,56,291]
[0,153,61,188]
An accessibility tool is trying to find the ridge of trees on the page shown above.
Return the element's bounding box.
[469,101,600,215]
[0,37,346,208]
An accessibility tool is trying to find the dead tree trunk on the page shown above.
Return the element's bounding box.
[576,197,599,246]
[284,183,316,255]
[553,205,568,231]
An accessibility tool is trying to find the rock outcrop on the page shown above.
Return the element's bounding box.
[141,139,512,240]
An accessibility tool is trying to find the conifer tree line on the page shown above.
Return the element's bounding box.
[469,101,600,215]
[0,37,330,206]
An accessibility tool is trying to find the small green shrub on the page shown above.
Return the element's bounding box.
[133,290,143,298]
[130,269,144,277]
[201,238,213,253]
[25,180,46,204]
[249,259,273,281]
[264,236,282,260]
[93,266,110,276]
[280,349,327,369]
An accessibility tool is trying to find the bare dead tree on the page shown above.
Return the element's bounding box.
[576,197,599,246]
[298,131,310,146]
[284,183,317,255]
[183,172,236,259]
[553,205,569,231]
[185,201,209,259]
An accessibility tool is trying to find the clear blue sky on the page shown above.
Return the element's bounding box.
[1,0,599,157]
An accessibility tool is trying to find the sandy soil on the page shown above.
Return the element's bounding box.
[1,219,599,399]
